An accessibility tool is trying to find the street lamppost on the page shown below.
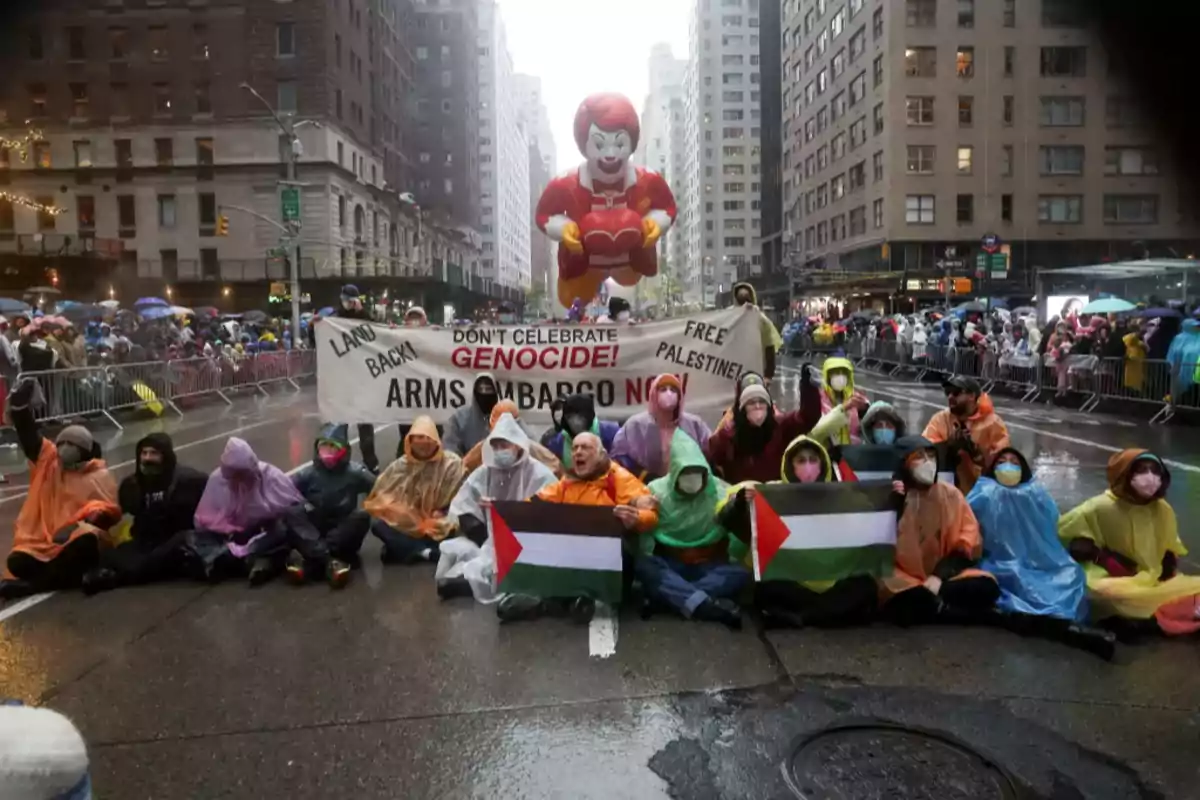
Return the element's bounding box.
[240,82,318,344]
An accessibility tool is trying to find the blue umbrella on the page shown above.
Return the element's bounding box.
[139,305,175,320]
[0,298,31,315]
[134,297,169,308]
[1082,297,1136,314]
[1119,307,1181,318]
[317,306,335,317]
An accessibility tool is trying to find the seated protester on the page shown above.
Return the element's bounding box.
[634,430,748,629]
[192,437,308,586]
[88,433,209,594]
[283,424,377,589]
[539,397,566,449]
[610,374,713,481]
[715,371,771,432]
[440,413,558,600]
[818,357,870,446]
[718,436,877,628]
[462,400,562,478]
[544,393,620,468]
[0,379,121,599]
[922,376,1010,494]
[1058,449,1200,638]
[363,416,465,564]
[442,373,499,457]
[708,382,842,485]
[882,436,999,626]
[860,401,906,446]
[497,432,658,623]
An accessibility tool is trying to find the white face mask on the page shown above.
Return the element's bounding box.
[1130,472,1162,499]
[676,472,705,495]
[616,311,631,322]
[829,374,848,392]
[912,460,937,486]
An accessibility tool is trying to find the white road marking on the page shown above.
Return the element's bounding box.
[782,367,1200,475]
[0,424,388,623]
[588,601,618,659]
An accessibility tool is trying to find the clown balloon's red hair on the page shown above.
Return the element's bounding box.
[572,93,640,154]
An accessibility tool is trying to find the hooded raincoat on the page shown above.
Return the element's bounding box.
[819,357,867,445]
[535,458,658,533]
[461,400,562,477]
[733,282,783,379]
[882,436,994,600]
[860,401,907,445]
[611,375,713,481]
[290,423,377,520]
[922,393,1010,494]
[450,414,558,527]
[442,373,499,456]
[194,437,305,535]
[643,430,732,560]
[1165,319,1200,394]
[118,432,209,549]
[545,393,621,469]
[364,416,465,541]
[1058,449,1200,634]
[966,449,1088,621]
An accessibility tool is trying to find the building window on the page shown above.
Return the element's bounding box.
[1042,0,1087,28]
[201,248,219,280]
[955,193,974,223]
[849,27,866,62]
[196,137,214,180]
[108,27,129,59]
[77,196,95,232]
[958,0,974,28]
[873,102,884,134]
[338,195,346,228]
[872,198,884,228]
[849,72,866,105]
[1001,145,1013,176]
[906,0,935,28]
[69,83,89,118]
[118,195,136,236]
[906,96,934,125]
[873,6,884,39]
[1001,194,1013,222]
[831,174,846,200]
[157,194,177,229]
[831,133,846,160]
[195,80,212,115]
[873,151,883,182]
[151,138,172,167]
[958,96,974,126]
[1038,195,1083,223]
[905,195,935,224]
[1040,46,1087,77]
[111,82,130,117]
[149,25,169,60]
[873,54,884,88]
[1105,147,1159,176]
[832,49,846,79]
[1040,96,1085,126]
[73,140,93,169]
[198,192,217,234]
[115,139,132,178]
[1103,194,1158,224]
[35,196,55,231]
[153,83,172,114]
[904,47,936,77]
[957,146,974,174]
[906,145,935,175]
[277,22,295,57]
[1004,46,1015,77]
[28,83,46,118]
[1003,95,1014,125]
[849,117,867,148]
[956,47,975,78]
[32,140,51,169]
[67,26,86,61]
[1003,0,1016,26]
[193,23,210,60]
[1039,145,1085,175]
[277,81,297,113]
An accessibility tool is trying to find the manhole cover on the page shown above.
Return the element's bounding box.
[784,722,1020,800]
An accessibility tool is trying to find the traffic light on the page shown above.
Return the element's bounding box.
[217,214,229,236]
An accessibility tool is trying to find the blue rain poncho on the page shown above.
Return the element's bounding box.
[966,450,1088,621]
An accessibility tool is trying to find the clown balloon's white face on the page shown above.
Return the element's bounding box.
[585,124,633,177]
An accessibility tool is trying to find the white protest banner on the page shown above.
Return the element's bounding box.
[316,308,765,425]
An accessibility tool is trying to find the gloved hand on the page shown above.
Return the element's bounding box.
[641,216,662,248]
[9,377,38,410]
[560,221,584,255]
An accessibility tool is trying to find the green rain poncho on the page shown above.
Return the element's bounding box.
[642,430,732,556]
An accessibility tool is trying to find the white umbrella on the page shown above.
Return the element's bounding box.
[169,305,195,316]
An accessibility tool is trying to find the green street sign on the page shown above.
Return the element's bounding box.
[281,187,300,222]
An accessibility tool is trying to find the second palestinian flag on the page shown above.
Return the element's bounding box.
[490,501,625,603]
[751,482,897,583]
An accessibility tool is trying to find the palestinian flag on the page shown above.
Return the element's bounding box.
[839,444,954,485]
[751,482,897,583]
[490,501,625,603]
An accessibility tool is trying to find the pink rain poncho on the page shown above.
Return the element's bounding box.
[609,374,712,481]
[194,437,304,534]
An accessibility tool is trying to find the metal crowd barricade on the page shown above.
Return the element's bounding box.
[105,361,182,418]
[220,352,267,396]
[16,366,118,428]
[994,353,1041,401]
[287,349,317,382]
[166,356,233,406]
[255,351,298,390]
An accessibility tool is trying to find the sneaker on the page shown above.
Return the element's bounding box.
[81,568,118,597]
[285,551,306,586]
[693,598,743,630]
[327,559,351,590]
[248,558,275,587]
[496,594,544,623]
[760,605,805,630]
[569,597,596,625]
[436,577,473,600]
[0,579,39,601]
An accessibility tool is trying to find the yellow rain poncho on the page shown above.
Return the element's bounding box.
[364,416,465,541]
[1058,449,1200,633]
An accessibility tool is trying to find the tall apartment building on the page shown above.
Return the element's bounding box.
[477,0,531,293]
[0,0,488,313]
[783,0,1197,296]
[682,0,765,306]
[514,74,556,310]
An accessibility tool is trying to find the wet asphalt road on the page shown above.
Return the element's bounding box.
[0,366,1197,799]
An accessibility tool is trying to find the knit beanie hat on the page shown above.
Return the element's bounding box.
[739,384,771,409]
[0,704,91,800]
[54,425,94,453]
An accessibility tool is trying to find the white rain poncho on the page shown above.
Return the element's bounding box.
[442,413,557,602]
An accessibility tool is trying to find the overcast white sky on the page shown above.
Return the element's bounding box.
[497,0,692,170]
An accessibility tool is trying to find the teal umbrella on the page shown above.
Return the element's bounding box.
[1081,298,1135,314]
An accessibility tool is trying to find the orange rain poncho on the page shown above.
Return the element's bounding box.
[922,393,1010,494]
[7,439,120,575]
[363,416,465,541]
[461,400,563,478]
[535,459,659,533]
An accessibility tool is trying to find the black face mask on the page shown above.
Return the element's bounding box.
[475,389,498,414]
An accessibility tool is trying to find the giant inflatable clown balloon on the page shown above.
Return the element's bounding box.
[535,92,678,309]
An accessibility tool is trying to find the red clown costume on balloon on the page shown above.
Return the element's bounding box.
[535,93,678,308]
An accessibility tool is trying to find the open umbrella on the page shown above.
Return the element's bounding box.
[953,301,987,313]
[194,306,220,318]
[317,306,335,318]
[169,305,195,316]
[134,297,169,308]
[98,299,121,309]
[1119,307,1182,319]
[139,306,175,320]
[1082,298,1135,314]
[60,304,107,323]
[1010,305,1037,317]
[242,309,269,323]
[0,298,31,315]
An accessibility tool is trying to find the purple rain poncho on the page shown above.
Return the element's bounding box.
[194,437,304,535]
[609,375,713,481]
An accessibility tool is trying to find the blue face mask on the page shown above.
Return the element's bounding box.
[873,427,896,446]
[492,449,518,468]
[994,463,1023,487]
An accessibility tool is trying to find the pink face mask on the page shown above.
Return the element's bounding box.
[657,389,679,410]
[318,445,347,468]
[1130,472,1162,499]
[793,461,822,483]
